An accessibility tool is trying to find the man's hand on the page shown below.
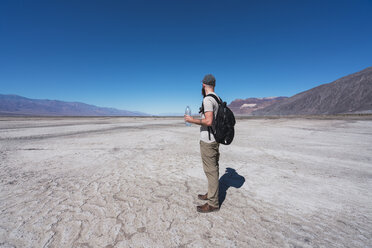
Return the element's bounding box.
[184,115,194,123]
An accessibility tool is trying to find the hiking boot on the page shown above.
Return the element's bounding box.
[196,203,219,213]
[198,193,208,200]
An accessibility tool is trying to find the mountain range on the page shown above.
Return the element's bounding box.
[0,94,149,116]
[1,67,371,117]
[230,67,372,116]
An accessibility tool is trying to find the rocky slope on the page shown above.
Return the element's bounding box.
[252,67,372,116]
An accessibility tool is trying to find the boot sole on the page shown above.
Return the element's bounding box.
[196,207,220,213]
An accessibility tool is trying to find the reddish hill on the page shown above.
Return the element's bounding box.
[228,97,288,115]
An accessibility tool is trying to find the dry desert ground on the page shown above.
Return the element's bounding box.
[0,117,371,248]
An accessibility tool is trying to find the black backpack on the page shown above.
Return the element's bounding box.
[199,94,236,145]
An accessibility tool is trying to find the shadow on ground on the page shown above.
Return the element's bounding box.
[219,168,245,207]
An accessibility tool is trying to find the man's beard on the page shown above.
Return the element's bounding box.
[202,87,206,97]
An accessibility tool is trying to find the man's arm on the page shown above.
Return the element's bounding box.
[184,111,213,126]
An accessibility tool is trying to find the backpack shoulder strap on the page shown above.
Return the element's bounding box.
[206,94,222,104]
[199,103,204,114]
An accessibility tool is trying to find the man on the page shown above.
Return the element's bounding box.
[184,74,220,213]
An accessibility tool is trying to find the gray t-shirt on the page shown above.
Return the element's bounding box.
[200,92,220,143]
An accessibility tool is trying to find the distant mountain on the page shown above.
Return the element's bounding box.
[252,67,372,116]
[0,94,149,116]
[228,97,288,115]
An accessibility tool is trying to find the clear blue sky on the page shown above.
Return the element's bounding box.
[1,0,371,115]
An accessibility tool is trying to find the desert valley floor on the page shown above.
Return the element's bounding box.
[0,117,371,247]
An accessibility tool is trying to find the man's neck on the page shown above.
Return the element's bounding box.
[205,88,215,95]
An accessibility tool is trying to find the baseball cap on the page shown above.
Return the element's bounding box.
[201,74,216,86]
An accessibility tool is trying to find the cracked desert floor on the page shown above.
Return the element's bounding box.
[0,117,371,248]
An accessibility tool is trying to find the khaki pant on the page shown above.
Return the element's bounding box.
[200,140,220,208]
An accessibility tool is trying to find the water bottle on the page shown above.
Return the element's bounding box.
[185,106,191,126]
